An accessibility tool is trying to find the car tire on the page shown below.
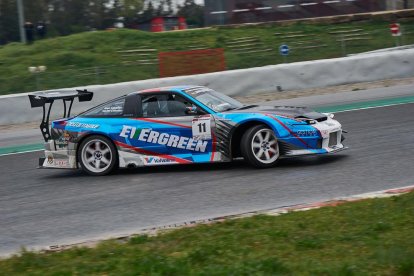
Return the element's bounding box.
[78,135,118,176]
[240,125,280,168]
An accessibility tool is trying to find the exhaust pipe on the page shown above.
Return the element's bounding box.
[127,163,138,169]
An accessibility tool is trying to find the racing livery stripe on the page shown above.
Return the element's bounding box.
[130,118,191,129]
[115,141,192,164]
[266,114,310,148]
[210,133,217,162]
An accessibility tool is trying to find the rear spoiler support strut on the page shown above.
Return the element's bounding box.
[29,89,93,142]
[40,101,53,142]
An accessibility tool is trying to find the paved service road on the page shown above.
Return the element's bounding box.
[1,102,413,256]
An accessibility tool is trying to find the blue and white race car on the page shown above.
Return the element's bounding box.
[29,86,347,176]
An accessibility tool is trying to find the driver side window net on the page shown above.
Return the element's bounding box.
[141,94,202,118]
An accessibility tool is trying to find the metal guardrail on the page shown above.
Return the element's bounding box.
[117,48,159,65]
[225,36,274,55]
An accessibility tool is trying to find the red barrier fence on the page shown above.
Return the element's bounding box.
[158,48,226,78]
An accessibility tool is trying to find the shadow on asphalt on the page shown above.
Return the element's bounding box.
[41,154,349,179]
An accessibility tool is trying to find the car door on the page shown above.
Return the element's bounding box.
[126,92,216,165]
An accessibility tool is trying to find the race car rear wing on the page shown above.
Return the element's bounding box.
[29,89,93,142]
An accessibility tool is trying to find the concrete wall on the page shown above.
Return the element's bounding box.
[386,0,414,10]
[0,48,413,126]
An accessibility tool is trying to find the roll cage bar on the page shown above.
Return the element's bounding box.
[28,89,93,142]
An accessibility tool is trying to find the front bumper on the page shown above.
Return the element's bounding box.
[283,144,348,157]
[283,116,348,157]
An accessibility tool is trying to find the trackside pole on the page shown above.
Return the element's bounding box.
[17,0,26,44]
[390,23,402,47]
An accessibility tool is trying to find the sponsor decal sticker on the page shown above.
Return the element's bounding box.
[46,156,69,167]
[184,87,213,96]
[143,157,178,165]
[294,130,318,137]
[66,122,100,129]
[192,116,212,140]
[101,101,124,114]
[53,159,69,166]
[321,130,330,138]
[56,131,71,148]
[119,126,208,153]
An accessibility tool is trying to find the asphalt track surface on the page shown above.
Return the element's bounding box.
[1,83,414,149]
[1,95,414,256]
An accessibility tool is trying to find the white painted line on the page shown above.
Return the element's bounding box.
[255,7,273,10]
[233,9,250,12]
[210,11,228,14]
[323,0,340,3]
[300,2,318,6]
[333,101,414,113]
[0,149,43,157]
[278,4,295,8]
[346,0,357,1]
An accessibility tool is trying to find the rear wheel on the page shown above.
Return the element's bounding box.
[78,135,118,176]
[240,125,279,168]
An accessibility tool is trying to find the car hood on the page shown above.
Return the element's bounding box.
[224,105,328,121]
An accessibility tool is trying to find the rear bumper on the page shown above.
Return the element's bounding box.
[38,140,78,169]
[38,146,78,169]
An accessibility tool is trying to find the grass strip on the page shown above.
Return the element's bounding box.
[1,19,414,95]
[0,191,413,275]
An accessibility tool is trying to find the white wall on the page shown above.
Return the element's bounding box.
[1,48,413,125]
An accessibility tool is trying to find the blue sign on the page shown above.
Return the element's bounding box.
[279,44,289,56]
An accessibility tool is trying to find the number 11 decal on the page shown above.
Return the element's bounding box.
[192,116,212,140]
[198,122,207,133]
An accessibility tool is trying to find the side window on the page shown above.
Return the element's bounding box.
[141,93,204,118]
[83,98,125,116]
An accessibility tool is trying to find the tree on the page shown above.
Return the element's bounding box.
[117,0,145,26]
[140,0,156,22]
[165,0,173,15]
[0,0,19,44]
[177,0,204,28]
[0,0,51,44]
[87,0,115,30]
[0,0,182,44]
[155,0,166,16]
[46,0,90,35]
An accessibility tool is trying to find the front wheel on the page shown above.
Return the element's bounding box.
[240,125,280,168]
[78,135,118,176]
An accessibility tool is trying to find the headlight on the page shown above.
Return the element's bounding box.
[323,113,335,119]
[294,117,317,125]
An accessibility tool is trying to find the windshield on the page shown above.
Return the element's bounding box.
[186,88,244,112]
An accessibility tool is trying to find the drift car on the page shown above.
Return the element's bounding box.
[29,86,347,176]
